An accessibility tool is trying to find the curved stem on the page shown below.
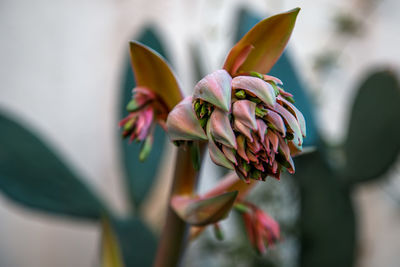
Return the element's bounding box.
[153,143,205,267]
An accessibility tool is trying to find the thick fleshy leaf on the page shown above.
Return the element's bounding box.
[0,113,105,219]
[171,191,238,226]
[344,70,400,183]
[109,217,157,267]
[167,96,208,141]
[101,218,125,267]
[232,76,276,107]
[279,96,306,137]
[210,108,237,149]
[130,41,183,110]
[223,8,300,75]
[222,145,238,165]
[266,109,287,137]
[193,69,232,112]
[232,100,258,130]
[206,119,235,170]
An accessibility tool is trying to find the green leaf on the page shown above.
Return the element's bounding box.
[224,8,300,75]
[294,150,355,267]
[344,70,400,183]
[109,217,157,267]
[0,113,105,219]
[234,7,318,146]
[120,28,169,209]
[102,218,125,267]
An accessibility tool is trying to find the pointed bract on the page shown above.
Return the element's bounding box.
[171,191,238,226]
[130,41,183,110]
[223,8,300,75]
[193,69,232,112]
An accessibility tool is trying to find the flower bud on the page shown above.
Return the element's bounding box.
[167,69,306,182]
[119,87,168,161]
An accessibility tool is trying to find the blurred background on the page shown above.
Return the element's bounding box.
[1,0,400,266]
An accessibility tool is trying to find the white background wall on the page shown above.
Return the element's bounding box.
[0,0,399,266]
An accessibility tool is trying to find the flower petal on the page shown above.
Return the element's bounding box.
[210,108,237,149]
[193,69,232,112]
[206,119,235,170]
[267,130,279,153]
[232,76,276,107]
[223,8,300,75]
[237,135,249,163]
[272,103,303,146]
[234,119,253,141]
[256,119,267,142]
[232,100,258,130]
[278,96,306,137]
[266,110,287,137]
[222,145,238,165]
[263,75,283,86]
[166,96,208,141]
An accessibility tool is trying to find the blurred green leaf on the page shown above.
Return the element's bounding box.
[235,7,318,146]
[344,70,400,183]
[102,218,125,267]
[110,217,157,267]
[0,113,105,219]
[120,27,168,209]
[294,150,355,267]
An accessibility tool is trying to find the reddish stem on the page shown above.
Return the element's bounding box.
[153,143,205,267]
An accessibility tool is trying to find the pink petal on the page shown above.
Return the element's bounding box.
[206,119,234,170]
[234,120,253,142]
[136,106,154,140]
[222,145,238,165]
[266,110,287,137]
[263,75,283,86]
[236,135,249,163]
[166,96,208,141]
[232,100,258,130]
[232,76,276,107]
[210,108,237,149]
[278,96,306,137]
[193,69,232,112]
[272,103,303,146]
[267,130,279,153]
[277,135,291,162]
[256,119,267,142]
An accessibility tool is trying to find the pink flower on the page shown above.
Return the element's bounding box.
[239,202,280,254]
[166,8,305,182]
[119,86,169,161]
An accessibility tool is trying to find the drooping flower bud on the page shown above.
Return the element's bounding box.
[120,86,169,161]
[236,202,280,254]
[166,69,306,182]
